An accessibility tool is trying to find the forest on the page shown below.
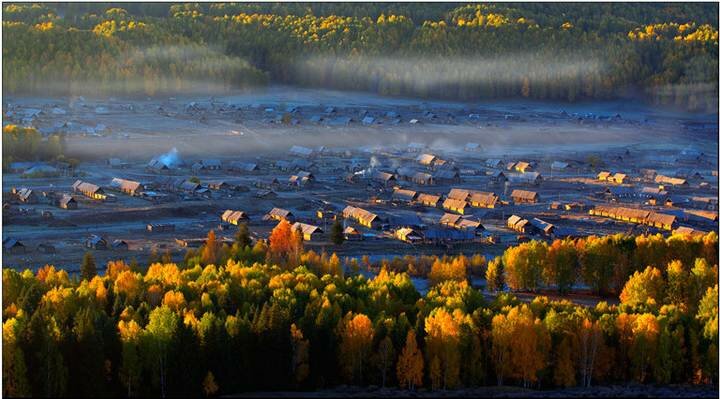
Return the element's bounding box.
[2,3,718,109]
[3,220,718,396]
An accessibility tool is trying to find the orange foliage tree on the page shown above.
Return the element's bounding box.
[396,329,423,390]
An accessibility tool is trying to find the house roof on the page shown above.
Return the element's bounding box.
[646,212,676,226]
[469,191,498,207]
[87,235,106,245]
[392,188,418,201]
[371,171,396,182]
[551,161,569,169]
[73,180,103,194]
[417,153,436,165]
[486,159,504,167]
[655,175,688,186]
[412,172,433,183]
[17,188,35,201]
[180,181,200,191]
[457,218,484,231]
[3,238,23,249]
[267,208,293,218]
[59,194,76,206]
[344,226,361,235]
[442,198,467,210]
[673,226,707,237]
[222,209,248,223]
[447,188,471,201]
[530,218,554,233]
[511,189,538,200]
[507,214,523,226]
[440,213,463,225]
[434,170,460,180]
[417,193,441,205]
[514,161,532,171]
[597,171,612,180]
[110,178,141,192]
[229,162,258,171]
[292,222,323,235]
[396,227,422,240]
[343,205,379,223]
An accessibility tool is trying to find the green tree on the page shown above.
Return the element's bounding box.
[81,251,97,281]
[331,218,345,246]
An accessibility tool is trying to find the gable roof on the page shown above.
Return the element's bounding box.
[73,180,103,194]
[469,191,498,207]
[392,188,418,201]
[440,213,463,225]
[222,209,248,223]
[343,205,379,223]
[511,189,538,200]
[267,207,293,218]
[417,193,441,205]
[292,222,323,235]
[417,153,436,165]
[110,178,141,192]
[442,198,467,210]
[447,188,471,201]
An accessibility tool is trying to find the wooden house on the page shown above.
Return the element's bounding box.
[442,198,468,214]
[511,189,538,204]
[292,222,324,241]
[264,208,295,223]
[73,180,107,200]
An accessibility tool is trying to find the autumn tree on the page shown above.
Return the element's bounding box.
[629,313,659,383]
[503,241,547,291]
[201,230,218,265]
[375,336,395,387]
[492,305,548,387]
[339,313,375,384]
[619,266,665,310]
[577,318,602,387]
[485,257,504,292]
[553,336,576,387]
[118,319,142,397]
[396,330,423,390]
[203,371,219,396]
[268,219,293,265]
[545,239,578,294]
[424,308,461,389]
[143,306,178,396]
[290,323,310,385]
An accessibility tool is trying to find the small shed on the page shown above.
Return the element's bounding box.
[112,240,129,250]
[85,235,108,250]
[3,238,25,254]
[58,194,78,209]
[343,226,363,241]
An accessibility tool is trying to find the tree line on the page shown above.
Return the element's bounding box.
[2,221,717,396]
[2,3,717,109]
[2,125,66,170]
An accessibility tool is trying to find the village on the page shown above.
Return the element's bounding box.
[2,90,719,274]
